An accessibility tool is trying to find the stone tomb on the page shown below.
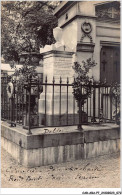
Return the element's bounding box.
[39,49,79,126]
[39,27,87,126]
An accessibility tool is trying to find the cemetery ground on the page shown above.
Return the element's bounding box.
[1,146,120,188]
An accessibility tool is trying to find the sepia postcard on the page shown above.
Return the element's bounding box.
[1,0,121,194]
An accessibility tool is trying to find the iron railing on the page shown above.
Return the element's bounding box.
[1,75,119,131]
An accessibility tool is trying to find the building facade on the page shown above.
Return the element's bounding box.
[54,1,120,84]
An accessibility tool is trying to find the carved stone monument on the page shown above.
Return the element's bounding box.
[39,27,79,126]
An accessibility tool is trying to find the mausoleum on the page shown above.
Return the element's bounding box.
[53,1,120,83]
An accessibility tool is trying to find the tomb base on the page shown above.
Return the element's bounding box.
[39,93,88,126]
[39,112,88,127]
[1,121,120,167]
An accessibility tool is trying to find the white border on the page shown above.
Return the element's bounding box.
[0,0,122,194]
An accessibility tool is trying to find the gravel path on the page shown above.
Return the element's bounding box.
[1,147,120,188]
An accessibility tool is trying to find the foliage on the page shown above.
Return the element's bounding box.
[13,64,37,86]
[110,82,120,106]
[72,58,97,104]
[110,82,120,123]
[1,1,59,63]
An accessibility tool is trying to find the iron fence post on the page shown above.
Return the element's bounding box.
[78,99,83,130]
[67,77,69,125]
[10,79,15,127]
[77,84,83,131]
[115,87,118,124]
[10,97,13,126]
[92,84,97,123]
[52,76,55,126]
[27,79,32,135]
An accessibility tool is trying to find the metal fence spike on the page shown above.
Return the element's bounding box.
[67,77,69,84]
[53,76,55,83]
[60,76,62,84]
[45,76,47,83]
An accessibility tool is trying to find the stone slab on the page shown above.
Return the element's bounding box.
[1,122,120,150]
[1,136,84,167]
[1,122,120,167]
[1,123,84,149]
[84,128,120,143]
[84,139,120,159]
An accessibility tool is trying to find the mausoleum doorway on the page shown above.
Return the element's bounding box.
[100,45,120,84]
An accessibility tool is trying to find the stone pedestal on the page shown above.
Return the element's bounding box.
[39,49,81,126]
[40,50,74,83]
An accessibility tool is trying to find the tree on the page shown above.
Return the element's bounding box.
[1,1,59,63]
[72,58,97,103]
[72,58,97,130]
